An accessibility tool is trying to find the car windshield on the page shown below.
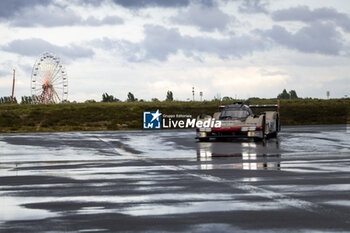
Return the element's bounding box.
[220,110,249,120]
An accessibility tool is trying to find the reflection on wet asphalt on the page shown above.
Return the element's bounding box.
[0,125,350,232]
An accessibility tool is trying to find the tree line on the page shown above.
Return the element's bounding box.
[0,96,17,104]
[219,89,299,101]
[0,90,174,104]
[0,89,299,104]
[0,96,36,104]
[100,90,174,103]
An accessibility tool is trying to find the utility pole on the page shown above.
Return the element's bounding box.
[11,69,15,104]
[192,87,195,101]
[200,91,203,101]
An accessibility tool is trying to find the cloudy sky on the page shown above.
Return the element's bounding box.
[0,0,349,102]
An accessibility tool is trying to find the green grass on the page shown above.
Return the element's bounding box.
[0,99,349,133]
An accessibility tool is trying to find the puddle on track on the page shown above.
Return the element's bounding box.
[0,196,57,222]
[119,200,282,216]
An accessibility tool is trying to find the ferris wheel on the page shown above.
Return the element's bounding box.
[31,52,68,104]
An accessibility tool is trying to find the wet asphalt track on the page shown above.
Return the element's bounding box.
[0,125,350,232]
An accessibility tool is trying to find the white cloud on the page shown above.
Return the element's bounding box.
[2,38,94,61]
[93,24,267,62]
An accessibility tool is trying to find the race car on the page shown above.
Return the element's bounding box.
[195,102,280,141]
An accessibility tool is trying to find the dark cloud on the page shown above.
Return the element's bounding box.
[261,22,343,55]
[10,5,124,27]
[10,6,81,27]
[2,38,94,61]
[94,24,266,62]
[0,0,214,27]
[109,0,214,8]
[0,0,51,18]
[239,0,268,14]
[0,1,123,27]
[272,5,350,32]
[171,4,232,32]
[81,0,214,8]
[111,0,189,8]
[83,16,124,26]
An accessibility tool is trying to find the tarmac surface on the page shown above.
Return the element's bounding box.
[0,125,350,232]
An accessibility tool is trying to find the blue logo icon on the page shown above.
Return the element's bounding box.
[143,109,161,129]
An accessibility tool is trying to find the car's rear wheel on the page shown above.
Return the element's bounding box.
[262,114,266,139]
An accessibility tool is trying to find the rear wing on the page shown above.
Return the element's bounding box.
[218,100,281,111]
[248,104,278,108]
[249,100,280,111]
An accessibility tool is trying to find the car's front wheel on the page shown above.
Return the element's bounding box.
[198,138,209,142]
[267,131,278,138]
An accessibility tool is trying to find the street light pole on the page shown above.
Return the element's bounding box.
[11,69,15,104]
[192,87,194,101]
